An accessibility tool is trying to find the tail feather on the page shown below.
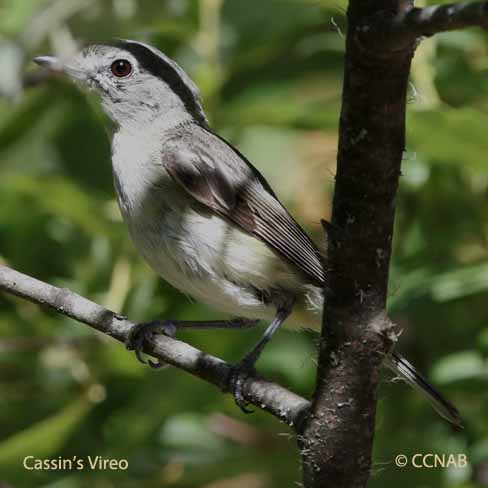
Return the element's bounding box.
[385,351,463,428]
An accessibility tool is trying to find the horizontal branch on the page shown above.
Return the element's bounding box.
[397,1,488,37]
[0,264,309,429]
[355,1,488,54]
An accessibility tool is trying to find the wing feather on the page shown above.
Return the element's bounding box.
[162,124,327,286]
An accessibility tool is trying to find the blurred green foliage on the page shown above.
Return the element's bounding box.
[0,0,487,487]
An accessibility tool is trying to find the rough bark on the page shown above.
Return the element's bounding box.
[300,1,415,486]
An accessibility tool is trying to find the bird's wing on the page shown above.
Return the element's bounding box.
[161,124,326,286]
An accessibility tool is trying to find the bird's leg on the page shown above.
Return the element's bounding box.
[126,318,260,368]
[226,306,292,412]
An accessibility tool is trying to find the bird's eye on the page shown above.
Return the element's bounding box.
[110,59,132,78]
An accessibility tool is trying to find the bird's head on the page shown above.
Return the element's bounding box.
[34,40,207,128]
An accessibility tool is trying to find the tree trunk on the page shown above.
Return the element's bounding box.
[300,2,415,486]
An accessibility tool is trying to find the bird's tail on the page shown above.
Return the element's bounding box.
[385,351,462,428]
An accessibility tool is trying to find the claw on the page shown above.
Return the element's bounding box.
[125,320,175,367]
[135,347,147,365]
[226,360,255,413]
[148,358,166,369]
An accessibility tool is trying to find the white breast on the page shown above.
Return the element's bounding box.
[110,126,318,323]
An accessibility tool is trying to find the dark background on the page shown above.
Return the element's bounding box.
[0,0,487,486]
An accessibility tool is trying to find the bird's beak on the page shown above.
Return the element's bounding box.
[33,56,63,72]
[33,56,86,81]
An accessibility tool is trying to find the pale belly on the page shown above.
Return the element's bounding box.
[111,133,322,327]
[127,203,308,319]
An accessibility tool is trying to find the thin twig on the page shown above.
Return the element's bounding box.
[395,1,488,38]
[0,264,310,429]
[354,1,488,54]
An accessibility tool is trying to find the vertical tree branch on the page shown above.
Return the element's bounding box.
[300,1,415,486]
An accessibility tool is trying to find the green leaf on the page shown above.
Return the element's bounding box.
[0,87,54,152]
[431,351,488,384]
[408,108,488,173]
[0,395,93,468]
[0,173,111,236]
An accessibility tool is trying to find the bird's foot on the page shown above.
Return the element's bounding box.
[225,357,257,413]
[125,320,177,369]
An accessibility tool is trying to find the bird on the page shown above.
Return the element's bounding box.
[34,40,461,425]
